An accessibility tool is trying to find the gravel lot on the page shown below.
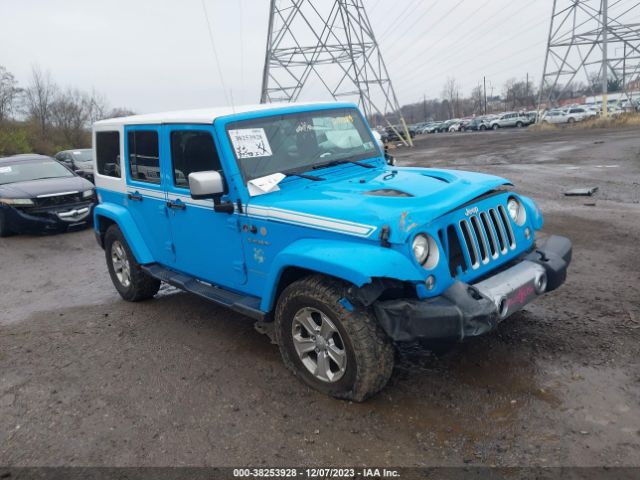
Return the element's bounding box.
[1,126,639,467]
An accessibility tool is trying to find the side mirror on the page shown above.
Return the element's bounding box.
[189,171,225,200]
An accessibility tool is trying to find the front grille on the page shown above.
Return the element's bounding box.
[33,192,83,208]
[446,205,516,277]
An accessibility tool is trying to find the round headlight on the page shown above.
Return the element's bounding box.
[411,233,440,269]
[507,197,526,226]
[412,234,429,265]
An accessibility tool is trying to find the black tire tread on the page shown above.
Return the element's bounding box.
[275,274,394,402]
[104,225,160,302]
[0,212,13,237]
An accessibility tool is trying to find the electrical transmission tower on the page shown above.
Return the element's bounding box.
[538,0,640,115]
[260,0,412,146]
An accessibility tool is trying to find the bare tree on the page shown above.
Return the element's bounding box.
[108,107,136,118]
[87,89,110,123]
[470,85,484,114]
[50,88,93,146]
[0,66,20,122]
[442,76,459,119]
[23,66,57,135]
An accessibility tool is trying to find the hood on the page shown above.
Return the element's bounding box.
[0,175,94,199]
[247,164,511,243]
[75,162,94,172]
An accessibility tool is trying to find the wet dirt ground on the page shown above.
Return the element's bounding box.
[1,126,639,467]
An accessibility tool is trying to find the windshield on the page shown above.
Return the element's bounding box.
[70,150,92,163]
[0,160,74,185]
[225,108,379,181]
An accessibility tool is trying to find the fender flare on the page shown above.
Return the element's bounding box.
[260,238,423,312]
[93,203,154,264]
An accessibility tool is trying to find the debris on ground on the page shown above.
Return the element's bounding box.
[564,186,599,196]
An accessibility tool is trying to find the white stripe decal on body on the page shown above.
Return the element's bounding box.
[246,205,377,237]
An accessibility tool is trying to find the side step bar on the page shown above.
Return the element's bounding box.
[141,264,265,321]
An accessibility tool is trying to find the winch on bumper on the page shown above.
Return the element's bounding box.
[372,235,572,342]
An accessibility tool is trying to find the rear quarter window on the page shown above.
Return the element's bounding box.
[96,131,121,178]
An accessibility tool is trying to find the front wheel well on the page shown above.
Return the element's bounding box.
[270,268,415,318]
[273,267,324,308]
[95,215,116,248]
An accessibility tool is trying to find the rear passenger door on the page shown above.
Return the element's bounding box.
[162,125,247,288]
[124,126,174,265]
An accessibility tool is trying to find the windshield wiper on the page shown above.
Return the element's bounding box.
[283,169,325,181]
[312,159,375,170]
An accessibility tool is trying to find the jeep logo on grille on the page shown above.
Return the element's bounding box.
[465,206,479,217]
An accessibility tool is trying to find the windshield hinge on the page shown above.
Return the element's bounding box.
[379,225,391,248]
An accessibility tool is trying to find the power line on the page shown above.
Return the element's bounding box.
[201,0,232,106]
[378,1,438,45]
[376,0,426,42]
[384,0,467,65]
[390,0,532,78]
[391,1,542,92]
[385,0,491,62]
[398,37,547,102]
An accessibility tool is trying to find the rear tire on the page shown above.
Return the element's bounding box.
[104,225,160,301]
[275,275,394,402]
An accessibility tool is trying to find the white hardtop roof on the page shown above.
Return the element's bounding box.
[93,101,349,127]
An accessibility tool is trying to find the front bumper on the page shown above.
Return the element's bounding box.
[373,235,572,342]
[1,202,95,234]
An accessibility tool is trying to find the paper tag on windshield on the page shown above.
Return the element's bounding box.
[0,166,12,173]
[247,172,285,197]
[229,128,272,159]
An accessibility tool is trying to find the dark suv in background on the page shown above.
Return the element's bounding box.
[0,154,96,236]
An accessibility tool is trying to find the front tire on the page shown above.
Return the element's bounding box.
[275,275,394,402]
[492,124,499,130]
[516,121,523,128]
[104,225,160,301]
[0,212,14,237]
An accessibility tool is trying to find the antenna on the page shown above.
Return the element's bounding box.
[260,0,413,146]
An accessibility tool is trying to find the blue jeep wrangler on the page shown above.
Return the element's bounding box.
[92,102,571,401]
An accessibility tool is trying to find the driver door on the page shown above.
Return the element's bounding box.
[162,124,247,288]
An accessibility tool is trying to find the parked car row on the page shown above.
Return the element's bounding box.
[540,105,625,124]
[399,111,535,136]
[393,102,634,138]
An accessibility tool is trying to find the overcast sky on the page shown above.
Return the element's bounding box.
[0,0,577,114]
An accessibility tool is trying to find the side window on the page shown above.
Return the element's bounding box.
[96,131,121,178]
[169,130,221,188]
[128,130,160,184]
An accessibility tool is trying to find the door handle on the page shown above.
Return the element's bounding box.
[127,192,143,201]
[167,200,186,210]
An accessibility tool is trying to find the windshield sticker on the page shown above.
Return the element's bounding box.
[0,166,12,173]
[229,128,272,159]
[73,151,82,155]
[295,121,316,133]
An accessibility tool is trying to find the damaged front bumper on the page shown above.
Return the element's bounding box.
[373,235,572,342]
[1,202,95,234]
